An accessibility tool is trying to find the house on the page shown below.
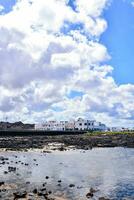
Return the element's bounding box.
[65,120,75,130]
[35,118,107,132]
[35,120,66,131]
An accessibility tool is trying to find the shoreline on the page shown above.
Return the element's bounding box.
[0,138,133,200]
[0,133,133,151]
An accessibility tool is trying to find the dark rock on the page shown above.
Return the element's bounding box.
[40,188,46,191]
[86,192,94,198]
[77,186,83,189]
[43,182,47,187]
[69,184,75,188]
[86,187,98,198]
[59,146,65,151]
[13,191,27,199]
[33,189,38,194]
[90,187,98,193]
[8,166,16,172]
[37,192,44,196]
[2,189,6,192]
[0,182,4,186]
[26,181,30,184]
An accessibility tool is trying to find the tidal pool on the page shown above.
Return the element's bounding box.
[0,147,134,200]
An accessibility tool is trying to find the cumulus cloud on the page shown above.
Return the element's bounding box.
[0,0,133,126]
[131,0,134,7]
[0,5,4,12]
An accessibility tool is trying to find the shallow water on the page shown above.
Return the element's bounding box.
[0,147,134,200]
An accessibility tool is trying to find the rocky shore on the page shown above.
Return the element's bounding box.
[0,133,133,151]
[0,154,111,200]
[0,135,133,200]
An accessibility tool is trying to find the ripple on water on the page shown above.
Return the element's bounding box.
[0,147,134,200]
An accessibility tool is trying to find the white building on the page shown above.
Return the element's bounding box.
[74,118,95,131]
[109,127,130,132]
[35,121,66,131]
[93,121,107,131]
[74,118,106,131]
[65,120,75,130]
[35,118,107,131]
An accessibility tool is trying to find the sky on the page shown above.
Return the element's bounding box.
[101,0,134,84]
[0,0,134,127]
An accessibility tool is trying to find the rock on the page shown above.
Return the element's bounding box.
[33,189,38,194]
[26,181,30,184]
[43,182,47,187]
[40,188,46,191]
[37,192,44,196]
[69,184,75,188]
[77,186,83,189]
[2,189,6,192]
[25,163,28,166]
[86,187,98,198]
[0,182,4,186]
[86,192,94,198]
[90,187,98,193]
[59,146,65,151]
[13,191,27,199]
[8,166,16,172]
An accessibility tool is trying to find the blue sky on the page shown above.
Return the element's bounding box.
[101,0,134,84]
[0,0,16,14]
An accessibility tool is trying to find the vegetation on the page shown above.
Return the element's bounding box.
[85,131,134,136]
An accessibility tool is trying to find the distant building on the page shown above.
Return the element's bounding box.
[35,121,66,131]
[65,120,75,130]
[74,118,95,131]
[93,121,107,131]
[74,118,107,131]
[109,127,131,132]
[35,118,107,131]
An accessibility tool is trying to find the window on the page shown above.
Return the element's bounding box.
[84,123,87,126]
[79,123,82,126]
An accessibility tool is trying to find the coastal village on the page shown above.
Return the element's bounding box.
[35,118,134,132]
[35,118,107,131]
[0,118,133,132]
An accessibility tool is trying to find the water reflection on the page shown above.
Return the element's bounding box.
[0,147,134,200]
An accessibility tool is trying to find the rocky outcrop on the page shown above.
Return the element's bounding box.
[0,121,34,130]
[0,134,133,150]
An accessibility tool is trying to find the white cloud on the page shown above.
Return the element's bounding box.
[0,0,134,127]
[0,5,4,12]
[76,0,109,17]
[131,1,134,7]
[51,52,80,68]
